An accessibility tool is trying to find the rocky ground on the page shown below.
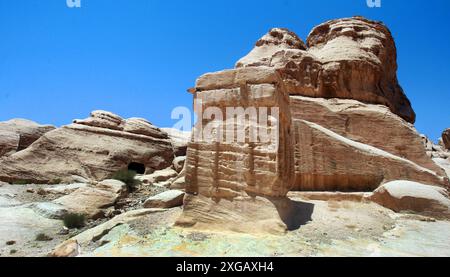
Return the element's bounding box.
[2,180,449,257]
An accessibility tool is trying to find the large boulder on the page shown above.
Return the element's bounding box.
[0,111,175,183]
[53,179,127,219]
[0,119,55,157]
[369,181,450,219]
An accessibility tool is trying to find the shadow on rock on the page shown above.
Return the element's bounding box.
[269,197,314,231]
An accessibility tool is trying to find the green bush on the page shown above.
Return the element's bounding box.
[35,233,53,241]
[12,180,28,185]
[63,213,85,229]
[111,169,141,191]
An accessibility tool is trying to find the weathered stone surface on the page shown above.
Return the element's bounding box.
[443,129,450,150]
[53,180,127,219]
[0,119,55,157]
[433,158,450,180]
[143,190,185,208]
[176,194,305,235]
[293,120,446,191]
[0,111,174,183]
[170,163,186,190]
[161,128,191,157]
[422,134,450,160]
[234,17,415,123]
[172,156,186,173]
[0,130,19,157]
[29,202,68,220]
[40,183,89,196]
[290,97,446,190]
[290,96,442,174]
[369,180,450,219]
[49,240,80,257]
[0,206,63,251]
[137,168,178,185]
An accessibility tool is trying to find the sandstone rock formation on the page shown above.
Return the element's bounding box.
[370,180,450,219]
[0,111,175,184]
[443,128,450,150]
[179,16,448,232]
[236,17,415,123]
[0,119,55,157]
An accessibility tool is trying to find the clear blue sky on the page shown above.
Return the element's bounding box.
[0,0,449,141]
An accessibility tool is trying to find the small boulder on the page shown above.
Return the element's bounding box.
[369,180,450,219]
[49,239,80,257]
[143,190,185,209]
[172,156,186,173]
[138,168,178,185]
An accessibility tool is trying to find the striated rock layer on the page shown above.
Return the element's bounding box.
[0,111,174,184]
[179,16,448,232]
[0,119,55,157]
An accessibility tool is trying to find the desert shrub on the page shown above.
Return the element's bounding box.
[48,179,62,185]
[12,180,28,185]
[35,233,53,241]
[111,169,141,191]
[63,213,85,229]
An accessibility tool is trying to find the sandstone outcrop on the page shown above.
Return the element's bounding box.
[293,120,445,191]
[236,17,415,123]
[290,97,441,174]
[443,129,450,150]
[0,111,175,184]
[0,119,55,157]
[179,16,447,232]
[369,180,450,219]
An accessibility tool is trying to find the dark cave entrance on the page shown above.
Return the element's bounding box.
[128,162,146,174]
